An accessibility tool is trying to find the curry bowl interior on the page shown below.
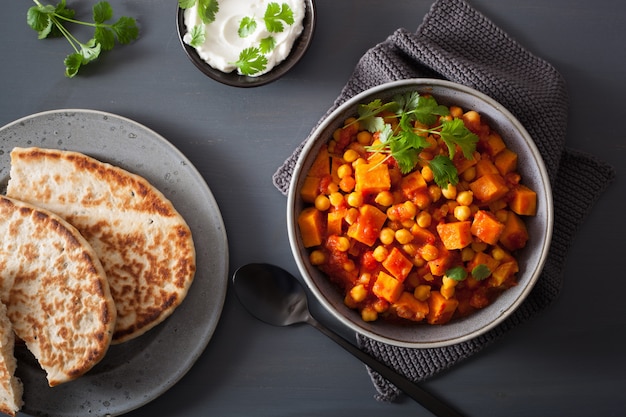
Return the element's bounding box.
[287,79,553,348]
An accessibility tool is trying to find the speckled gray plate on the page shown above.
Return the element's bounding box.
[0,109,229,417]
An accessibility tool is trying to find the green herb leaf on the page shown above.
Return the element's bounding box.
[259,36,276,53]
[28,0,139,77]
[440,118,479,160]
[178,0,197,9]
[238,16,257,37]
[413,95,450,125]
[234,47,268,75]
[446,266,468,281]
[471,264,492,281]
[188,24,206,48]
[264,2,294,33]
[429,154,459,188]
[92,1,113,24]
[197,0,219,24]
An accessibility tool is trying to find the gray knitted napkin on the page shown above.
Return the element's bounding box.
[272,0,615,401]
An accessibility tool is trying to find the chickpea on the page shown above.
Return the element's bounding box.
[329,191,344,207]
[395,228,414,245]
[373,246,389,262]
[462,166,476,182]
[379,228,395,245]
[339,176,355,193]
[414,285,431,301]
[441,183,457,200]
[428,184,442,202]
[421,165,434,182]
[337,164,353,179]
[314,195,331,211]
[309,250,326,265]
[356,130,372,145]
[421,244,439,261]
[346,192,363,207]
[416,211,432,228]
[342,149,359,163]
[375,190,394,207]
[456,190,474,206]
[335,236,351,252]
[349,284,367,303]
[361,307,378,322]
[454,205,472,221]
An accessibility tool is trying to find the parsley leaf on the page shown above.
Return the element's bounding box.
[471,264,492,281]
[238,16,257,37]
[28,0,138,77]
[264,2,294,33]
[234,47,268,76]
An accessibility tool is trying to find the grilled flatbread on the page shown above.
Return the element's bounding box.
[0,301,22,416]
[7,147,197,344]
[0,196,115,387]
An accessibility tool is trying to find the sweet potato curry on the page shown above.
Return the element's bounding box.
[298,92,537,325]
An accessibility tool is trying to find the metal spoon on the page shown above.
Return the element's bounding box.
[232,263,465,417]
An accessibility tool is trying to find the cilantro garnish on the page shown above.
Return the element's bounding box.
[188,25,206,48]
[179,0,220,24]
[234,47,268,76]
[27,0,138,77]
[264,2,295,32]
[259,36,277,53]
[471,264,491,281]
[238,16,257,37]
[446,266,468,281]
[355,92,479,188]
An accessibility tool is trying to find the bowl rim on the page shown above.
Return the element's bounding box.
[287,78,554,348]
[176,0,316,88]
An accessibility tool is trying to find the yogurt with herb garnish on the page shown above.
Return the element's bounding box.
[181,0,305,76]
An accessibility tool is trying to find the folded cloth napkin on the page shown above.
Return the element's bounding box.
[273,0,616,402]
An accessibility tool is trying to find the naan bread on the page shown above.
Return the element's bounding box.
[0,196,115,387]
[0,301,22,416]
[7,147,197,344]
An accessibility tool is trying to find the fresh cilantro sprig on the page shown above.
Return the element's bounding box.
[27,0,139,77]
[179,0,219,24]
[355,92,479,188]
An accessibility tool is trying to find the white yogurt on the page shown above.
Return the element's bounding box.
[183,0,305,76]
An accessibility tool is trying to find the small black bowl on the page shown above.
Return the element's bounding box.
[176,0,316,88]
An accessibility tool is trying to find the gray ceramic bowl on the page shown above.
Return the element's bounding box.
[176,0,316,88]
[287,79,553,348]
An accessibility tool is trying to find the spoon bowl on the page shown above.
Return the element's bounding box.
[233,263,466,417]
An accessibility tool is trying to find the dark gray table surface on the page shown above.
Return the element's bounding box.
[2,1,625,416]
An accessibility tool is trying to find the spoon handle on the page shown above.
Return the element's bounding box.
[308,318,465,417]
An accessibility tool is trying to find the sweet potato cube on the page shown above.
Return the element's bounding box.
[426,291,459,324]
[355,163,391,194]
[494,148,518,175]
[411,225,436,245]
[471,210,505,245]
[488,261,519,288]
[347,204,387,246]
[308,146,331,177]
[481,132,506,157]
[372,271,404,303]
[300,176,321,203]
[509,185,537,216]
[436,221,473,250]
[327,209,346,236]
[400,170,427,197]
[427,246,452,276]
[499,211,529,251]
[391,292,429,322]
[467,251,500,276]
[453,151,479,174]
[469,173,509,203]
[298,208,325,248]
[475,158,500,177]
[382,247,413,282]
